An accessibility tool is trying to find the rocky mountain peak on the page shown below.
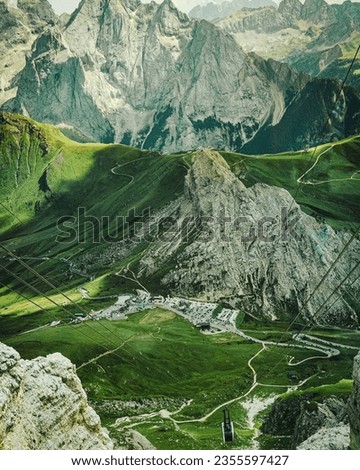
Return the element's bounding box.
[17,0,56,26]
[277,0,302,18]
[160,0,180,9]
[1,0,56,30]
[76,0,141,14]
[302,0,327,12]
[301,0,334,22]
[154,0,192,31]
[65,0,139,34]
[66,0,114,27]
[0,342,113,450]
[157,0,190,18]
[137,149,359,324]
[191,148,238,179]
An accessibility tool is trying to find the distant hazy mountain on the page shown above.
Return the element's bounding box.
[215,0,360,88]
[189,0,277,22]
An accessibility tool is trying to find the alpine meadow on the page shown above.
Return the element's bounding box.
[0,0,359,452]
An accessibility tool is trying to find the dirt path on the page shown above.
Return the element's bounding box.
[77,335,134,370]
[115,263,150,293]
[78,286,118,300]
[172,344,267,425]
[297,145,335,185]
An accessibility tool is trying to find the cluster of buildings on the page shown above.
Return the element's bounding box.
[80,290,240,333]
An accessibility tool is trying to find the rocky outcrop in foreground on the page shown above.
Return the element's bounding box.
[0,343,113,450]
[297,424,349,450]
[262,351,360,450]
[349,352,360,450]
[262,393,349,449]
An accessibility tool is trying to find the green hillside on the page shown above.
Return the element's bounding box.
[3,307,358,450]
[0,112,359,327]
[222,137,360,231]
[1,113,359,450]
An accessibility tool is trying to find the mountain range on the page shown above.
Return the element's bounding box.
[0,0,359,452]
[1,0,360,153]
[215,0,360,88]
[189,0,277,22]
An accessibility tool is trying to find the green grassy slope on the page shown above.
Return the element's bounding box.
[2,308,358,449]
[221,136,360,230]
[0,113,188,312]
[0,113,359,449]
[2,113,359,241]
[0,112,359,330]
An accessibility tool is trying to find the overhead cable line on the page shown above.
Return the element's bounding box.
[0,262,149,374]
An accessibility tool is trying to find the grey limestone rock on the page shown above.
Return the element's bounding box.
[0,342,113,450]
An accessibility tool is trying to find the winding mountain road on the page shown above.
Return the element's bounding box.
[297,144,360,186]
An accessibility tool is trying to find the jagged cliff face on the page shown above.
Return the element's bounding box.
[189,0,277,22]
[262,394,349,449]
[0,0,56,106]
[242,73,360,154]
[262,351,360,450]
[349,352,360,450]
[0,342,113,450]
[132,150,359,324]
[217,0,337,36]
[3,0,360,153]
[215,0,360,89]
